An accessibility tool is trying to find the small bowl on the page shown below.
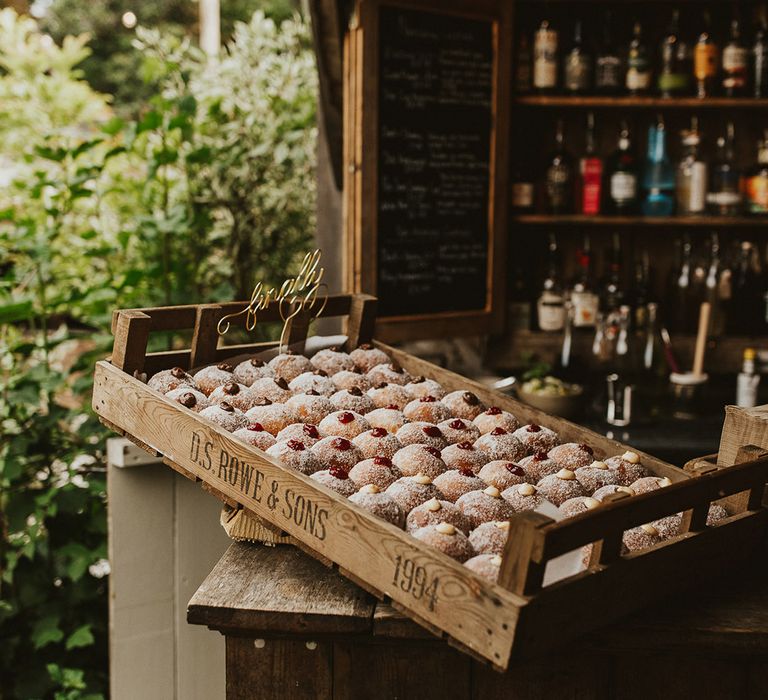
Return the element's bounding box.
[517,385,585,419]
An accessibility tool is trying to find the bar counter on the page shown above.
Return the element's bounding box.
[188,541,768,700]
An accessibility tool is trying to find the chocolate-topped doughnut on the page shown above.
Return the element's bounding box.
[349,344,390,373]
[199,401,247,431]
[149,366,196,394]
[441,390,486,421]
[332,369,372,393]
[367,362,411,387]
[330,387,376,415]
[403,376,445,400]
[209,381,254,412]
[284,392,335,425]
[311,347,356,376]
[267,351,313,382]
[288,370,337,397]
[193,363,235,396]
[165,386,210,412]
[366,382,411,410]
[246,376,292,404]
[233,356,275,386]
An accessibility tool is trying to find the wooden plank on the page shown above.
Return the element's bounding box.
[372,602,433,639]
[188,543,375,635]
[93,360,522,668]
[344,293,377,349]
[190,304,224,368]
[225,637,333,700]
[111,310,151,375]
[498,511,552,596]
[379,341,685,480]
[719,405,768,467]
[509,507,768,661]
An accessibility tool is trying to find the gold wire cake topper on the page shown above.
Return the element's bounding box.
[216,249,328,351]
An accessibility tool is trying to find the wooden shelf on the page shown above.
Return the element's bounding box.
[511,215,766,227]
[514,96,768,109]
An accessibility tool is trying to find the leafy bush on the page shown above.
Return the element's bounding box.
[1,8,316,697]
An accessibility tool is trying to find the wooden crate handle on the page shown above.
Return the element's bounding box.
[497,511,553,596]
[345,294,378,350]
[111,310,151,375]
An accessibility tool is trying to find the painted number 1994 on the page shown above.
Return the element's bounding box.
[392,555,439,611]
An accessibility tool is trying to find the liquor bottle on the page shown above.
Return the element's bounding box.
[668,235,694,332]
[675,117,708,216]
[626,21,652,95]
[705,233,725,335]
[658,9,692,97]
[629,248,651,329]
[533,19,559,92]
[729,241,763,333]
[604,121,639,214]
[577,112,603,215]
[694,13,719,98]
[536,233,566,332]
[707,122,742,216]
[754,17,768,98]
[570,235,600,328]
[722,18,749,97]
[641,116,675,217]
[515,32,532,94]
[564,20,592,94]
[511,151,535,213]
[544,119,574,214]
[599,232,625,314]
[744,131,768,215]
[736,348,760,408]
[595,11,622,94]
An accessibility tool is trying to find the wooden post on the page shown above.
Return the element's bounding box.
[587,491,631,567]
[190,304,223,369]
[111,310,152,376]
[497,511,553,596]
[345,294,377,349]
[718,405,768,467]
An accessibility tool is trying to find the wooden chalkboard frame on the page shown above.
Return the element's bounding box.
[344,0,512,342]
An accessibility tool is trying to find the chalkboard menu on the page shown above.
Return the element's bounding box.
[376,6,494,318]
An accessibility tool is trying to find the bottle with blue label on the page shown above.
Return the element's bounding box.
[642,117,675,217]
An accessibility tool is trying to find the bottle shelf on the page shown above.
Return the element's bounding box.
[514,96,768,109]
[511,215,766,227]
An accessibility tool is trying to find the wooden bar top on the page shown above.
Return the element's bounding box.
[189,542,768,655]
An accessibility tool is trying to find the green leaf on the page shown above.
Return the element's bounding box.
[32,615,64,649]
[136,110,162,134]
[65,624,94,650]
[0,300,34,323]
[101,117,125,135]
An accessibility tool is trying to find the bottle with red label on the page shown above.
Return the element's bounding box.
[722,18,749,97]
[578,112,603,215]
[745,131,768,216]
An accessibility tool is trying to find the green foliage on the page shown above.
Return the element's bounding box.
[1,7,316,697]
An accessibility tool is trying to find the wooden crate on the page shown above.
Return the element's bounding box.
[93,293,768,670]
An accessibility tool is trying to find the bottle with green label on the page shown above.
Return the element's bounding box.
[626,21,652,95]
[658,9,691,97]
